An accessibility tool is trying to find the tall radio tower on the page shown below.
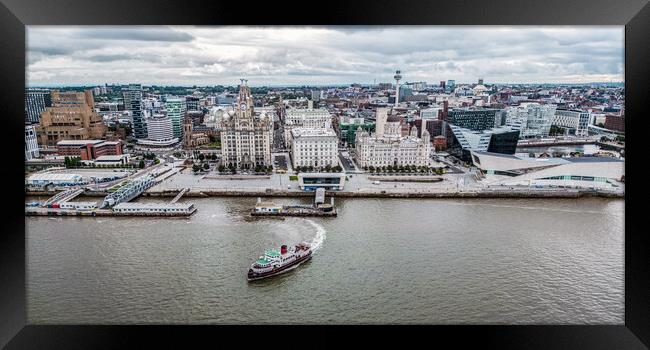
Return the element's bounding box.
[394,69,402,107]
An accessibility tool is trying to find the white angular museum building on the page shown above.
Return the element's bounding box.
[470,151,624,190]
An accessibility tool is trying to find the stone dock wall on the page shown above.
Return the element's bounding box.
[27,188,623,200]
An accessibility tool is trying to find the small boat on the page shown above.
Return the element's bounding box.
[247,242,312,281]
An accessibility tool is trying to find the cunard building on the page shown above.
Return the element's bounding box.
[220,80,273,170]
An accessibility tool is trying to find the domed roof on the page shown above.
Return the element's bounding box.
[387,114,401,123]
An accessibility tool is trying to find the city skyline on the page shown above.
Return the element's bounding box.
[27,26,624,87]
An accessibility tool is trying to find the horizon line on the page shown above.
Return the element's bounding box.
[27,81,625,89]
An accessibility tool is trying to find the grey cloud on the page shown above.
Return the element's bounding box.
[30,47,73,55]
[76,27,194,42]
[287,71,341,76]
[86,54,136,62]
[26,26,624,86]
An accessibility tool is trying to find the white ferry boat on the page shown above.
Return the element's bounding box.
[247,243,312,281]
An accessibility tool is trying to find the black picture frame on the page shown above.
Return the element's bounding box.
[1,0,648,348]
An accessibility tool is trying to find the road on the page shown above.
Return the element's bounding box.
[272,152,290,172]
[338,149,360,172]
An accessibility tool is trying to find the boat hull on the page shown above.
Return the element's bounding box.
[247,253,312,281]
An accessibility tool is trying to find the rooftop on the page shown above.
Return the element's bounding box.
[473,151,520,160]
[57,140,105,146]
[286,108,330,116]
[298,172,346,178]
[291,127,336,138]
[265,249,280,257]
[565,156,624,163]
[95,155,129,161]
[28,173,83,181]
[61,201,97,206]
[113,202,194,210]
[256,258,270,265]
[474,150,623,164]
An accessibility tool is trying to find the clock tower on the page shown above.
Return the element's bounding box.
[235,79,254,129]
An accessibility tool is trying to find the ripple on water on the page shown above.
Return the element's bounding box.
[26,197,624,324]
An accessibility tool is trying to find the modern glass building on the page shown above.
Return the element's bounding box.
[185,96,200,111]
[339,122,375,146]
[165,98,185,138]
[553,109,591,137]
[447,125,520,161]
[505,103,557,138]
[446,80,456,90]
[25,90,52,124]
[124,84,145,139]
[297,173,346,191]
[447,108,500,131]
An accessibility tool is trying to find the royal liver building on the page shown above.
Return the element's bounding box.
[220,80,273,170]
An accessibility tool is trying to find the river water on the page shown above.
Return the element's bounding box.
[26,197,624,324]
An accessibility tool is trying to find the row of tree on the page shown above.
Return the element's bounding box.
[215,164,273,174]
[63,156,82,167]
[190,151,219,174]
[194,152,218,162]
[142,152,157,160]
[294,165,343,173]
[192,163,211,172]
[549,125,567,136]
[63,156,143,169]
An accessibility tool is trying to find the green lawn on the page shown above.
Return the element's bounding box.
[198,141,221,149]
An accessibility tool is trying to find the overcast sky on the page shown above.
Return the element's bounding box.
[27,26,624,87]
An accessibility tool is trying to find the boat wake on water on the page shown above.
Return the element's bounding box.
[304,219,326,253]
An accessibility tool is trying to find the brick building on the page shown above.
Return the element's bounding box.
[57,140,123,160]
[604,114,625,132]
[36,90,107,147]
[433,135,447,151]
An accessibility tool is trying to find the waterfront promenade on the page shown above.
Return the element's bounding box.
[25,161,624,202]
[136,168,623,198]
[141,186,622,199]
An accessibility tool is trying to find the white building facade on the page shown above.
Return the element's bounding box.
[290,127,339,168]
[147,114,174,141]
[505,103,557,138]
[25,124,40,160]
[553,109,591,136]
[470,151,624,190]
[137,114,179,147]
[285,108,332,128]
[420,107,442,120]
[284,108,332,145]
[375,107,389,136]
